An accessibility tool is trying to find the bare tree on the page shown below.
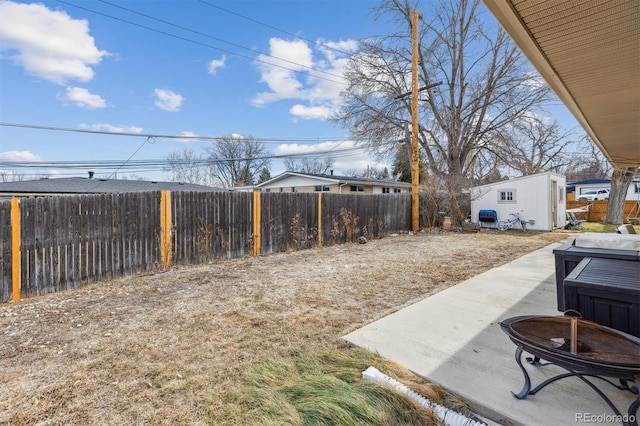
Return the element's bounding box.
[334,0,552,202]
[283,156,334,175]
[488,115,578,176]
[556,137,612,183]
[342,165,392,179]
[606,167,637,225]
[205,135,271,188]
[257,167,272,183]
[120,174,146,181]
[391,142,428,183]
[167,147,216,186]
[361,165,391,179]
[0,171,27,182]
[466,149,502,185]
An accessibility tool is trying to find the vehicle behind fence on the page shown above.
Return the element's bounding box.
[0,191,411,302]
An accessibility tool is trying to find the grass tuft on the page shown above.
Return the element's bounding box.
[579,222,640,233]
[232,347,442,425]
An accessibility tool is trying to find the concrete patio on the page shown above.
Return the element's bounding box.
[344,240,638,425]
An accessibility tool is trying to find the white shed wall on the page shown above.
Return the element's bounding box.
[470,172,566,231]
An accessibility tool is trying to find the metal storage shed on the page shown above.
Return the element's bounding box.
[470,171,566,232]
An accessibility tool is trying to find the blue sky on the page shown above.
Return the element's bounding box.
[0,0,580,182]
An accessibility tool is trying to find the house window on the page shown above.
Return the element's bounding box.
[382,187,390,194]
[635,182,640,193]
[264,188,271,193]
[315,185,330,192]
[498,189,515,203]
[393,188,402,193]
[291,187,298,193]
[350,185,364,192]
[559,187,564,201]
[280,187,284,193]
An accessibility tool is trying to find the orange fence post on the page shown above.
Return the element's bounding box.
[160,190,172,267]
[252,190,261,256]
[11,197,21,301]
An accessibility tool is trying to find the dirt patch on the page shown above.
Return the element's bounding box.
[0,230,572,424]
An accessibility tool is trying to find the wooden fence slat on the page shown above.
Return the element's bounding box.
[96,194,104,280]
[73,195,82,288]
[40,197,47,292]
[21,198,35,296]
[0,200,12,301]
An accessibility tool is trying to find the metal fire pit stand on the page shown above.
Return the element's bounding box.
[501,316,639,426]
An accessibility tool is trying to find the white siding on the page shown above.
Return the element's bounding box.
[573,180,640,201]
[258,174,411,194]
[471,172,566,231]
[260,175,337,189]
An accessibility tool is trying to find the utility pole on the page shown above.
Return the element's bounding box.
[411,8,419,231]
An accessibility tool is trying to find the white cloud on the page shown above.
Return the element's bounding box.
[289,104,332,120]
[276,141,346,156]
[0,1,108,84]
[251,37,357,120]
[177,131,198,143]
[521,110,548,124]
[80,123,144,134]
[59,87,107,109]
[523,72,545,89]
[275,140,383,174]
[251,39,312,107]
[207,56,226,75]
[0,150,42,162]
[154,88,184,112]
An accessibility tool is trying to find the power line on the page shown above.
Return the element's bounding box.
[1,121,393,177]
[0,122,347,143]
[0,143,388,170]
[196,0,355,57]
[1,121,400,168]
[0,141,395,172]
[95,0,348,82]
[55,0,347,85]
[105,136,154,180]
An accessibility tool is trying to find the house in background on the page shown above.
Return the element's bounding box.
[568,178,640,201]
[246,171,412,194]
[470,171,566,232]
[0,176,226,197]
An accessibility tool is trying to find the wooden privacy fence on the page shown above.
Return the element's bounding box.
[1,191,411,302]
[567,200,640,223]
[0,192,163,302]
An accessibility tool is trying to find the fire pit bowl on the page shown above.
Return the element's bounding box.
[500,315,640,425]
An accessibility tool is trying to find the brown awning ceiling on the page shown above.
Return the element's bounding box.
[483,0,639,168]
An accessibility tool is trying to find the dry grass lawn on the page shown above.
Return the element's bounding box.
[0,230,572,425]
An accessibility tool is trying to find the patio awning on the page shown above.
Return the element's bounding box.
[483,0,640,169]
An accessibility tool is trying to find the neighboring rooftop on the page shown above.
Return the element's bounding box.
[256,171,412,188]
[0,177,226,196]
[567,179,611,186]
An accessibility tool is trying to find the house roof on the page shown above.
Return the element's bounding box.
[470,171,565,190]
[482,0,639,169]
[567,179,611,186]
[255,171,412,188]
[0,177,226,195]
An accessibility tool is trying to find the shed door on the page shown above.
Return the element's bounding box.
[551,181,558,228]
